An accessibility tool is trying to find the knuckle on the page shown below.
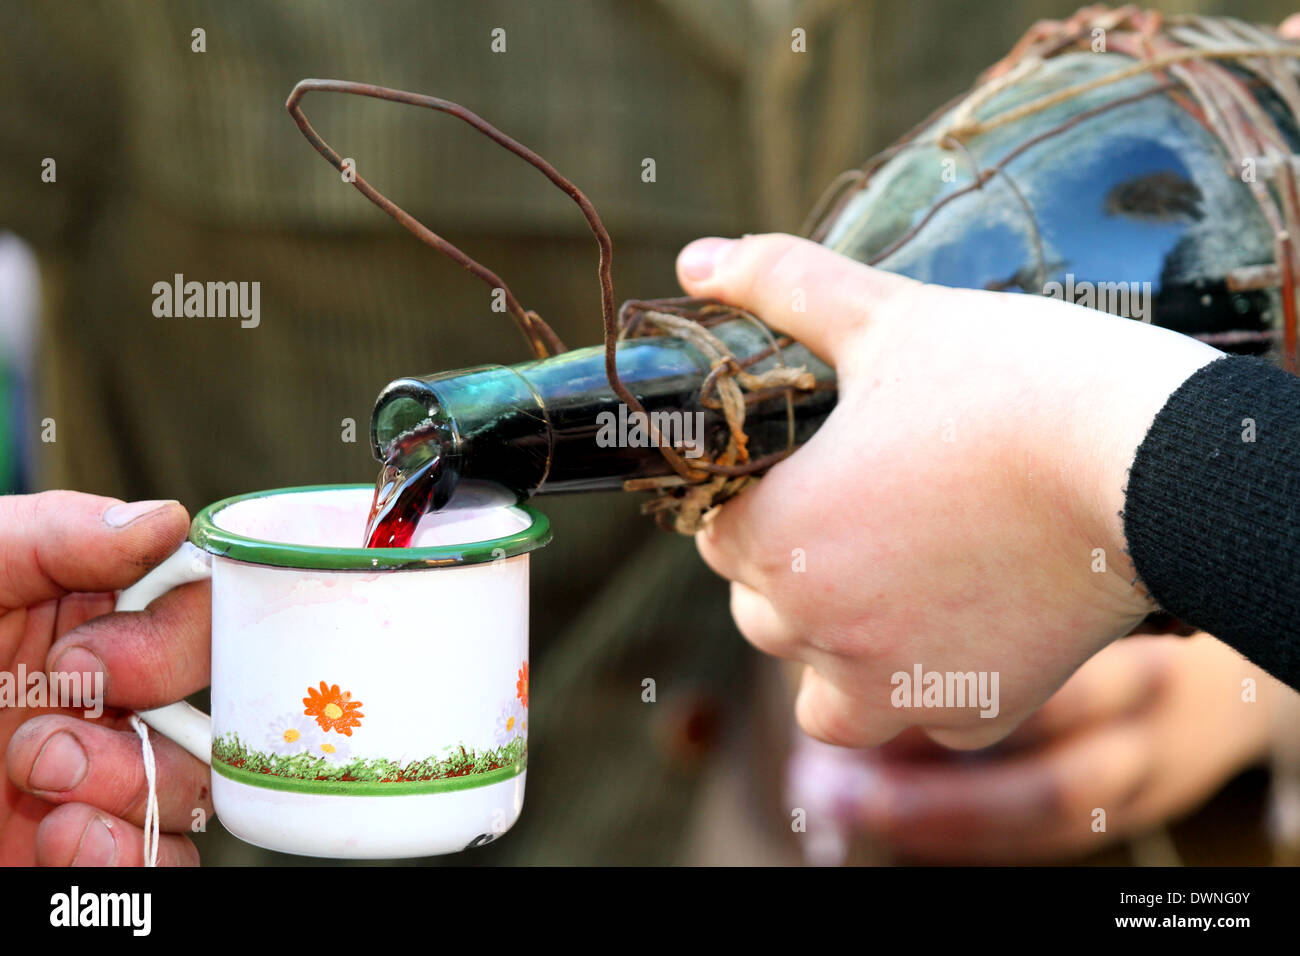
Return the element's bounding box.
[748,543,788,582]
[799,707,862,748]
[757,239,810,295]
[728,589,788,656]
[134,608,185,702]
[118,762,153,821]
[693,524,727,575]
[804,619,867,658]
[730,234,807,304]
[796,679,865,747]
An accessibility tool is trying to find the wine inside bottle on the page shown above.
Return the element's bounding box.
[368,318,837,516]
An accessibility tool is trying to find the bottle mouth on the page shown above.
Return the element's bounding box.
[368,365,552,511]
[370,379,443,461]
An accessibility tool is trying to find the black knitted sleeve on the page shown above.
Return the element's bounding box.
[1123,356,1300,690]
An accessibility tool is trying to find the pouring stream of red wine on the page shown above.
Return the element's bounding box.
[365,425,442,548]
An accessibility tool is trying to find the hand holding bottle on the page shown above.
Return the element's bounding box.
[677,233,1223,749]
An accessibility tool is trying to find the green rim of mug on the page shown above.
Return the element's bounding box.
[189,484,551,570]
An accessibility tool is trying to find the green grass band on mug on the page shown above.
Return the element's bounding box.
[189,484,551,570]
[211,754,527,795]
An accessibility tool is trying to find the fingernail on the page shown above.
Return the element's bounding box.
[73,816,117,866]
[50,646,106,700]
[680,238,732,281]
[29,731,89,792]
[103,499,176,528]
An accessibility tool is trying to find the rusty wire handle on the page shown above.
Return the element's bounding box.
[286,78,782,484]
[286,78,574,358]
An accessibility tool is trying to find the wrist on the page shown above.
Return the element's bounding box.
[1085,329,1223,605]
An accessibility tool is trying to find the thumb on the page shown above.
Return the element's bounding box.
[676,233,921,365]
[0,492,190,612]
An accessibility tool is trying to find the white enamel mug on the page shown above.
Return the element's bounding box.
[116,484,550,859]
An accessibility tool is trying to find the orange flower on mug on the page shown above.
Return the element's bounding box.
[516,661,529,709]
[303,681,364,736]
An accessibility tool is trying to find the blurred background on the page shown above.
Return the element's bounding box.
[1,0,1298,865]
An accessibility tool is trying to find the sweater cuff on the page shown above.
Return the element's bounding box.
[1123,355,1300,690]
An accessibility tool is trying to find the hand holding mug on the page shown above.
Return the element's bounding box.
[1,492,209,866]
[4,486,549,864]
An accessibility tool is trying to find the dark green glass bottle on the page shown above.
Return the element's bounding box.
[368,318,837,522]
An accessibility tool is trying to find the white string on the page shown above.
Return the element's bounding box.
[128,714,160,867]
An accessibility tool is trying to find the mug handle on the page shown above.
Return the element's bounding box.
[115,542,214,765]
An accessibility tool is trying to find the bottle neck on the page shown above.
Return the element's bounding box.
[369,319,837,512]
